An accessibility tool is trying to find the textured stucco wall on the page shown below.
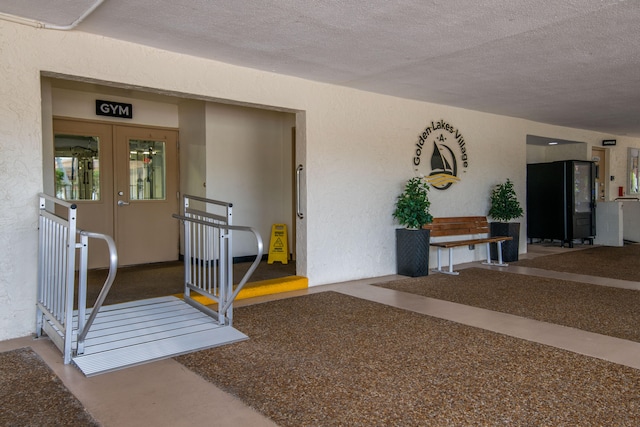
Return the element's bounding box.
[1,20,639,340]
[0,22,45,340]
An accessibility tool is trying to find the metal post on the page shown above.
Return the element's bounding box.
[497,241,504,265]
[62,203,77,364]
[448,248,454,274]
[76,233,89,354]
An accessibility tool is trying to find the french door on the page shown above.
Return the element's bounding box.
[53,119,179,268]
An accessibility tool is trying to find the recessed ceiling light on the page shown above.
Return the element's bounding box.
[548,141,558,145]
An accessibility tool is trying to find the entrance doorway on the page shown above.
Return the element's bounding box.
[53,119,179,268]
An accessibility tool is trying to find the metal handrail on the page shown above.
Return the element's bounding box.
[182,194,233,208]
[172,213,263,313]
[185,206,229,223]
[221,224,263,313]
[39,192,76,210]
[76,230,118,345]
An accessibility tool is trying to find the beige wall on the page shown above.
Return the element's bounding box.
[527,142,589,164]
[2,20,640,340]
[178,100,207,200]
[204,102,294,257]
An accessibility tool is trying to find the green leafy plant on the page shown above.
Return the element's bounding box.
[488,179,523,222]
[393,177,433,229]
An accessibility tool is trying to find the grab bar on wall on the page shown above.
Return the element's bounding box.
[296,164,304,219]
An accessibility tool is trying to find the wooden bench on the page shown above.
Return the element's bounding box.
[423,216,512,275]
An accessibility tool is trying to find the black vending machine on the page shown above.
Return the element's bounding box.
[527,160,596,247]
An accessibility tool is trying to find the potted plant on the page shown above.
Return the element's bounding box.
[488,178,523,262]
[393,177,433,276]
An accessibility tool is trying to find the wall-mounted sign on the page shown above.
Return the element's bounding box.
[96,100,133,119]
[413,119,468,190]
[602,139,616,146]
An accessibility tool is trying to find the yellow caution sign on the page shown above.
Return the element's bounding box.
[267,224,289,264]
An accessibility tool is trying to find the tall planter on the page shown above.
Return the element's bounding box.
[490,222,520,262]
[396,228,430,277]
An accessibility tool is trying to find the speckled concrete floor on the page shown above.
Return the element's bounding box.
[1,243,639,426]
[0,348,99,426]
[375,267,640,342]
[178,291,640,426]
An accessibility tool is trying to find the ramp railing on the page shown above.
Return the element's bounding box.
[173,195,263,326]
[37,194,78,364]
[75,230,118,355]
[36,193,118,363]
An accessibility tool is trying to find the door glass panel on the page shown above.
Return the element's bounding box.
[629,148,640,195]
[129,140,166,200]
[574,163,591,213]
[54,134,100,200]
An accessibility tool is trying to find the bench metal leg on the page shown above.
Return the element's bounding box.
[432,247,460,275]
[481,241,509,267]
[448,248,455,274]
[497,241,506,265]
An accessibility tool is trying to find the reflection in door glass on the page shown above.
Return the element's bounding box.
[129,140,166,200]
[574,163,591,213]
[54,134,100,200]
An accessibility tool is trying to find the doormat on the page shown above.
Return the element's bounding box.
[0,347,98,426]
[374,268,640,342]
[176,291,640,426]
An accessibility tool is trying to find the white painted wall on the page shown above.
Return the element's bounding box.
[205,103,294,257]
[2,20,640,340]
[526,142,588,164]
[548,143,589,162]
[178,100,207,199]
[526,144,546,164]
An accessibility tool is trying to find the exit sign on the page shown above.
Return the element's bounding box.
[602,139,616,146]
[96,100,133,119]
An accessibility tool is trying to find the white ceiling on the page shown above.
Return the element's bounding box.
[2,0,640,137]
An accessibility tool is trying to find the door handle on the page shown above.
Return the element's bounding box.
[117,200,130,207]
[296,164,304,219]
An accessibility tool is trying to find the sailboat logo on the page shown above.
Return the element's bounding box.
[426,137,461,190]
[412,119,468,189]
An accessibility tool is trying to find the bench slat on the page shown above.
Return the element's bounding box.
[427,226,489,237]
[424,216,490,237]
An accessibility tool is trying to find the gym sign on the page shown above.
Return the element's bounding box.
[96,100,133,119]
[413,119,468,190]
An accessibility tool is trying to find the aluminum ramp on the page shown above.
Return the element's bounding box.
[38,194,261,376]
[70,296,248,376]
